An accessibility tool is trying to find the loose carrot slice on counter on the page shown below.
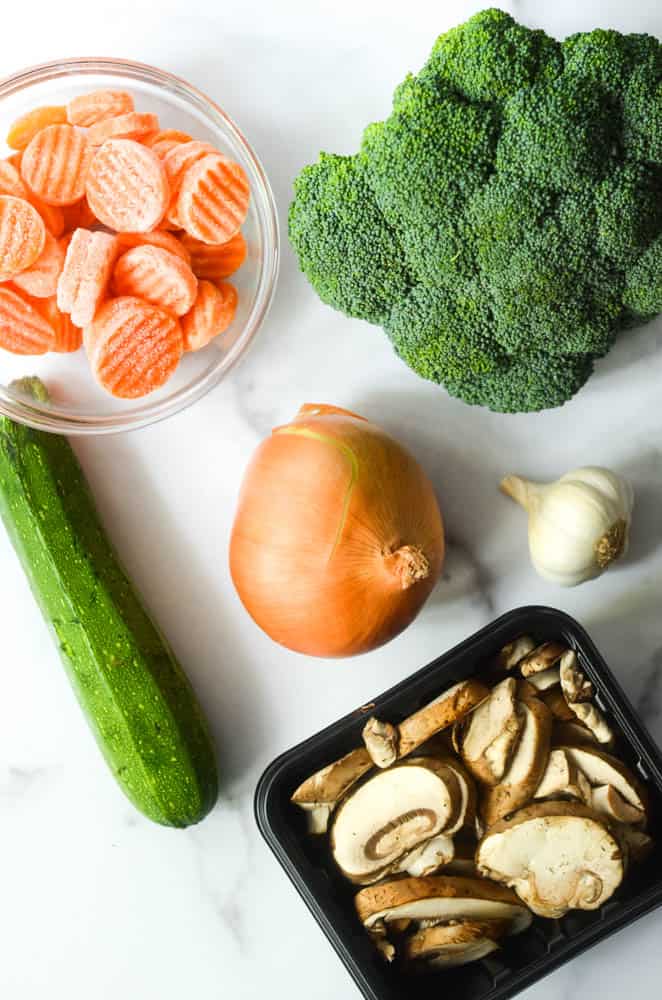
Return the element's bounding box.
[57,228,119,327]
[21,124,92,206]
[181,279,237,351]
[0,285,56,354]
[12,230,66,298]
[67,89,134,127]
[117,229,191,262]
[176,152,249,244]
[36,295,82,352]
[0,195,46,280]
[87,112,160,146]
[7,105,67,150]
[86,139,169,232]
[180,230,247,281]
[113,244,197,316]
[85,296,183,398]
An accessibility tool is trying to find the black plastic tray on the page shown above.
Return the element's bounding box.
[254,606,662,1000]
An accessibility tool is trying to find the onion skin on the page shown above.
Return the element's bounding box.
[229,404,445,657]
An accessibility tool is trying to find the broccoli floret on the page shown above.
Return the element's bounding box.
[288,13,662,413]
[497,75,614,189]
[288,153,410,324]
[422,8,562,102]
[623,60,662,163]
[623,235,662,314]
[448,352,595,413]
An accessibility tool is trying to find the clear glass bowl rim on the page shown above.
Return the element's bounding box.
[0,57,280,434]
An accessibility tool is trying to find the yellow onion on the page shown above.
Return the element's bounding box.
[229,404,444,657]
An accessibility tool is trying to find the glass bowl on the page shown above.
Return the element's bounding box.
[0,58,279,434]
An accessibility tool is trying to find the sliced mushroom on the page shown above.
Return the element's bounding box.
[617,826,654,864]
[518,641,566,677]
[354,875,533,936]
[367,920,396,962]
[542,686,575,721]
[534,749,591,804]
[527,666,561,692]
[330,758,462,884]
[591,785,646,825]
[559,745,648,816]
[458,678,523,786]
[399,835,455,877]
[568,701,613,745]
[361,679,490,769]
[497,635,536,671]
[476,802,626,918]
[291,747,373,833]
[480,694,552,827]
[405,920,505,969]
[362,718,398,768]
[559,650,594,703]
[553,720,600,747]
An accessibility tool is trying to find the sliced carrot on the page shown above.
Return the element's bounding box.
[85,296,183,398]
[0,285,56,354]
[0,195,46,280]
[0,159,28,198]
[67,89,135,127]
[7,105,68,151]
[87,112,160,146]
[181,279,237,351]
[21,124,92,206]
[180,230,247,281]
[36,295,82,352]
[143,129,192,148]
[117,229,191,263]
[86,139,169,233]
[113,244,197,316]
[162,141,216,225]
[177,153,249,244]
[6,151,22,170]
[12,230,66,298]
[61,196,97,233]
[151,139,185,160]
[57,228,119,327]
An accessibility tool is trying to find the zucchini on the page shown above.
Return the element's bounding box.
[0,379,218,827]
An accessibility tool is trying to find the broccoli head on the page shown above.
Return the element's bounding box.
[289,9,662,412]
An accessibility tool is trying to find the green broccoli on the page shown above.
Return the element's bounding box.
[288,9,662,412]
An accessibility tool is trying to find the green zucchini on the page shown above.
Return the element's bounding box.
[0,379,218,827]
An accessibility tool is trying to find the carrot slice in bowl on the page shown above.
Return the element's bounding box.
[21,124,93,206]
[57,228,119,328]
[86,139,169,233]
[0,285,56,354]
[67,90,135,127]
[112,244,197,316]
[181,279,237,351]
[7,105,67,151]
[180,230,247,281]
[36,295,82,352]
[177,153,249,245]
[87,112,160,146]
[13,230,66,298]
[0,195,46,280]
[85,296,183,398]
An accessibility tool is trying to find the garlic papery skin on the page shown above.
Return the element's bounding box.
[500,466,634,587]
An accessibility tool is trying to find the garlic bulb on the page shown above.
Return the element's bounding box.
[500,466,634,587]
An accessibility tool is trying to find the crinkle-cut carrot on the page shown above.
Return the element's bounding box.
[0,159,28,198]
[12,231,66,298]
[61,196,97,233]
[21,124,92,206]
[181,279,237,351]
[113,244,197,316]
[0,285,56,354]
[180,230,247,281]
[57,228,119,327]
[35,295,82,352]
[85,296,183,398]
[67,89,135,128]
[7,105,68,151]
[87,112,160,146]
[117,229,191,263]
[28,194,66,237]
[143,129,192,149]
[0,195,46,281]
[86,139,169,233]
[177,153,249,245]
[162,141,216,225]
[6,151,22,170]
[151,139,185,160]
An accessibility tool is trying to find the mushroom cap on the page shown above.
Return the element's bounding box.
[476,801,626,918]
[354,875,533,934]
[405,920,506,968]
[291,746,372,806]
[518,641,566,677]
[397,678,491,758]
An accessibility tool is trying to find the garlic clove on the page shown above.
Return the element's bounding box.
[500,466,634,588]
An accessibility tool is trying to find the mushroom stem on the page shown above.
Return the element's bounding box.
[384,545,430,589]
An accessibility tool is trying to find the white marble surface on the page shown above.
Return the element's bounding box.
[1,1,662,997]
